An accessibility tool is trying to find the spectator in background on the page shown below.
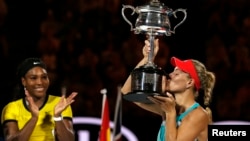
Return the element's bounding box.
[0,0,7,27]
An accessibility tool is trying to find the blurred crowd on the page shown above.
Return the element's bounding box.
[0,1,250,135]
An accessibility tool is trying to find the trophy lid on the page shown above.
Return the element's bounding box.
[136,0,172,13]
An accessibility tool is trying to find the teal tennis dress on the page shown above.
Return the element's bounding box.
[157,102,200,141]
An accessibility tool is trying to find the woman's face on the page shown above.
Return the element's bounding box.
[22,66,50,98]
[165,67,192,93]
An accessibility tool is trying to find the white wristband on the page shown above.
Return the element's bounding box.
[53,116,63,121]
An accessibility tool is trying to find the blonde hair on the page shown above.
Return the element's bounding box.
[192,60,216,124]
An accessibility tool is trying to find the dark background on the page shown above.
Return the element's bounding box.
[0,0,250,140]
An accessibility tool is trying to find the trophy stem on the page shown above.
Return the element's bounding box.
[146,32,155,67]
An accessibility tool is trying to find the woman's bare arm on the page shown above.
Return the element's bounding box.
[3,117,38,141]
[121,39,163,115]
[54,119,75,141]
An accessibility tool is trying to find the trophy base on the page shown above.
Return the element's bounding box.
[123,91,161,104]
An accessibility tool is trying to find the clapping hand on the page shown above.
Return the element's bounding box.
[54,87,78,116]
[25,88,39,118]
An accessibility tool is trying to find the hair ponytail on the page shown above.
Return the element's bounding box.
[205,107,213,124]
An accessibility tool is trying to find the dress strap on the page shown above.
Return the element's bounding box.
[176,102,200,124]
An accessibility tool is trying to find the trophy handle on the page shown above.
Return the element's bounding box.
[121,5,136,31]
[167,8,187,36]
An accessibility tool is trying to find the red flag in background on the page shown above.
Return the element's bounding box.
[99,89,111,141]
[112,86,122,141]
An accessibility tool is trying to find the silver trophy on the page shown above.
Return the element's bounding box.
[122,0,187,103]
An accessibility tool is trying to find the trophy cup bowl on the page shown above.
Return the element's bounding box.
[122,0,187,103]
[121,0,187,36]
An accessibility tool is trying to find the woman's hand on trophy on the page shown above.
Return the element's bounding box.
[142,39,159,59]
